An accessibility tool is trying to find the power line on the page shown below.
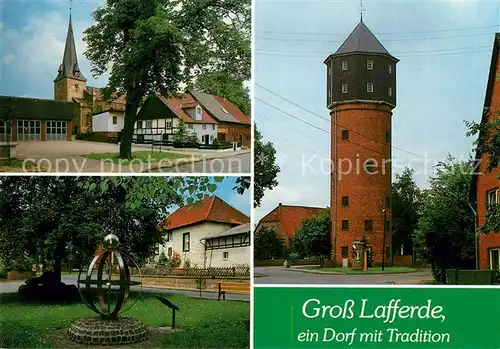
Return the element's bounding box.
[256,83,429,159]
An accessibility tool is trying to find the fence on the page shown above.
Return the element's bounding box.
[137,266,250,278]
[446,269,500,285]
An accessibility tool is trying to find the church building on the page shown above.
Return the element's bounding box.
[325,19,398,267]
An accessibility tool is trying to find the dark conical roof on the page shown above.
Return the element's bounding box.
[54,15,86,82]
[335,20,392,56]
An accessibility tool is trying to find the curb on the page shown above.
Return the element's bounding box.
[287,267,344,275]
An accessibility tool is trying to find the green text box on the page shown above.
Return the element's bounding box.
[254,287,500,348]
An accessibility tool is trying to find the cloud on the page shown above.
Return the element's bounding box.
[3,54,15,65]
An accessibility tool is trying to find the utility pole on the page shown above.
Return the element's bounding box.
[382,208,387,271]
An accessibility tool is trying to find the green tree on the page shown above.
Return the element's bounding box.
[173,120,189,145]
[84,0,250,159]
[293,209,331,262]
[391,168,423,256]
[254,124,280,207]
[465,110,500,172]
[0,176,220,283]
[413,158,476,283]
[254,226,284,260]
[192,71,250,116]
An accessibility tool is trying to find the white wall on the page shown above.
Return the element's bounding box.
[187,123,218,144]
[159,221,234,268]
[205,245,250,267]
[134,118,217,144]
[92,112,124,132]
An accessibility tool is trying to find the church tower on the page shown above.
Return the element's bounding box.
[54,15,87,102]
[324,19,399,266]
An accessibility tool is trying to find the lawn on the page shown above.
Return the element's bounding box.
[82,151,191,165]
[0,160,40,172]
[0,292,249,348]
[300,266,418,274]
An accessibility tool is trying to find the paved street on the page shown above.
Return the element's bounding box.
[254,266,433,285]
[150,153,251,173]
[0,275,249,302]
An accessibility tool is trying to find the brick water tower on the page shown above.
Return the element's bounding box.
[324,19,399,267]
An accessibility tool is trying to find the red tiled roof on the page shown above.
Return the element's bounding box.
[158,95,217,124]
[165,195,250,230]
[214,96,251,125]
[259,204,326,238]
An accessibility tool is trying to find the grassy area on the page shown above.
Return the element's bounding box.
[82,151,190,165]
[301,266,418,274]
[0,292,249,348]
[0,160,39,171]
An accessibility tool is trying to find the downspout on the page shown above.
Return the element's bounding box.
[200,239,207,269]
[333,105,338,264]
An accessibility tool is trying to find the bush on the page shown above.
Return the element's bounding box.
[287,252,299,261]
[212,138,220,149]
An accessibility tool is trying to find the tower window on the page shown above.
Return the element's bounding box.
[342,60,348,70]
[365,220,373,231]
[341,196,349,207]
[341,84,348,94]
[341,220,349,231]
[341,129,349,140]
[367,83,373,93]
[388,86,393,96]
[367,60,374,70]
[388,65,392,74]
[341,246,349,258]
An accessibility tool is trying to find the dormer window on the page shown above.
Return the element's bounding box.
[342,60,348,70]
[222,108,229,114]
[367,83,373,93]
[367,60,374,70]
[195,105,202,120]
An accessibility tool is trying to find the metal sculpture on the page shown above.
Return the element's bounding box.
[77,234,142,320]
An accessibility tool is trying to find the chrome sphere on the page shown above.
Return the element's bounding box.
[103,234,120,250]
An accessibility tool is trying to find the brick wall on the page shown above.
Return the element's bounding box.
[330,103,393,266]
[479,233,500,270]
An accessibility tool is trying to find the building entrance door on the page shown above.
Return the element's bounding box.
[46,121,67,140]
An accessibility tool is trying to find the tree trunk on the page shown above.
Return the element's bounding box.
[53,257,62,284]
[119,99,140,160]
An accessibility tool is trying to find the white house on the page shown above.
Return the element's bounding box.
[134,94,218,144]
[158,195,250,268]
[91,110,124,135]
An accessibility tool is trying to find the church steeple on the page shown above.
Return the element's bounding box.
[54,14,86,82]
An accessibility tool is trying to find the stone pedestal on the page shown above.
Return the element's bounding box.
[68,317,148,345]
[0,142,18,160]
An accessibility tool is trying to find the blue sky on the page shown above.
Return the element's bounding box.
[1,0,108,98]
[254,0,500,221]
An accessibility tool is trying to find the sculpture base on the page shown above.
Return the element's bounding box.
[68,317,148,345]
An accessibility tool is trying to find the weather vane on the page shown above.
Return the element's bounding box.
[360,0,365,22]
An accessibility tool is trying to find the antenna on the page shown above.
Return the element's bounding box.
[69,0,73,18]
[360,0,365,22]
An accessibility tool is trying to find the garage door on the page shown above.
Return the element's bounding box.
[46,121,67,141]
[17,120,41,141]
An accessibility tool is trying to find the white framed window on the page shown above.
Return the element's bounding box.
[388,86,392,96]
[341,84,348,94]
[137,121,143,129]
[195,105,202,119]
[223,252,229,261]
[388,65,392,74]
[112,116,118,125]
[342,60,348,70]
[202,124,207,130]
[166,120,173,129]
[46,121,67,141]
[146,120,153,129]
[490,248,500,270]
[17,120,41,141]
[188,124,194,130]
[367,83,374,93]
[212,124,215,131]
[487,189,498,206]
[183,233,190,252]
[0,121,12,142]
[367,60,374,70]
[210,135,214,142]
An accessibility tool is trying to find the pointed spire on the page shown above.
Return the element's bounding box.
[54,13,86,82]
[360,0,364,22]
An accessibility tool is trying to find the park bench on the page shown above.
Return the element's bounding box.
[215,281,250,300]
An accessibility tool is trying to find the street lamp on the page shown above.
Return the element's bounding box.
[467,201,479,270]
[382,208,387,271]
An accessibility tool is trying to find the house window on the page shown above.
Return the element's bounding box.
[341,220,349,231]
[168,247,172,257]
[388,65,392,74]
[341,246,349,258]
[341,84,348,94]
[195,105,202,119]
[210,135,214,142]
[165,231,173,242]
[223,252,229,261]
[202,124,207,130]
[146,120,153,129]
[166,120,173,129]
[490,248,500,270]
[367,83,374,93]
[182,233,190,252]
[212,124,216,131]
[487,189,498,206]
[388,86,393,96]
[112,116,118,125]
[188,124,194,130]
[137,121,143,129]
[341,196,349,207]
[342,60,348,70]
[367,60,374,70]
[341,129,349,140]
[365,220,373,232]
[0,121,12,142]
